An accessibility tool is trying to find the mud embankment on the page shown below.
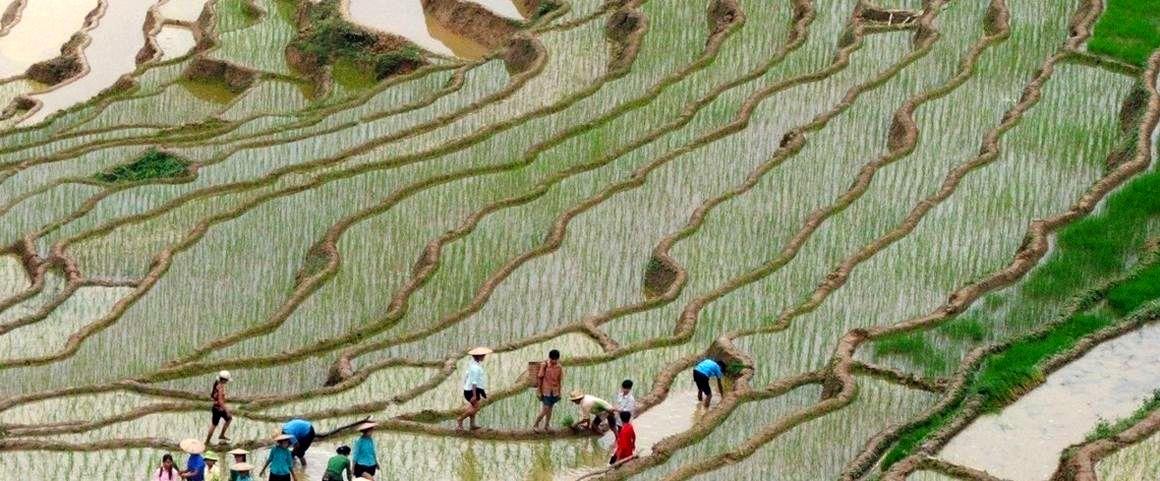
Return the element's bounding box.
[420,0,520,50]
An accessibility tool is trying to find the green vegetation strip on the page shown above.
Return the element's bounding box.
[1082,389,1160,444]
[1088,0,1160,66]
[92,150,191,184]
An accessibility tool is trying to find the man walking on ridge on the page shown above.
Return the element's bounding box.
[532,349,564,431]
[457,347,491,430]
[205,371,232,445]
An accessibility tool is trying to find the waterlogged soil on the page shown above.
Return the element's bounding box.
[938,323,1160,481]
[553,391,701,480]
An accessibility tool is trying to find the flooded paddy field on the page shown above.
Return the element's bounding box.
[0,0,1158,480]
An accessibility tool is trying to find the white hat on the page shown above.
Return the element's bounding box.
[218,370,231,380]
[231,462,254,471]
[569,390,585,401]
[356,422,378,431]
[227,448,249,455]
[274,433,294,442]
[179,438,205,454]
[467,347,493,356]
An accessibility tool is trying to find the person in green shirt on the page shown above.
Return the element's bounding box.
[322,445,352,481]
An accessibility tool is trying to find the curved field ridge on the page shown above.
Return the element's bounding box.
[0,0,1157,479]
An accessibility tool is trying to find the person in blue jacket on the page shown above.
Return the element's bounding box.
[692,358,725,408]
[280,418,316,467]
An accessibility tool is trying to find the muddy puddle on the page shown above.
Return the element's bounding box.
[938,322,1160,481]
[0,0,99,78]
[21,0,159,124]
[345,0,495,59]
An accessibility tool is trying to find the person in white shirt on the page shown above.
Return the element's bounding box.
[457,347,492,430]
[612,379,635,434]
[569,390,614,433]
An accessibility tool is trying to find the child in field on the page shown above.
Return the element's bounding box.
[532,349,564,431]
[153,454,180,481]
[612,379,635,434]
[323,445,353,481]
[609,411,636,465]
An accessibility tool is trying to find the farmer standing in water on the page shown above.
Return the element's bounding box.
[457,347,491,430]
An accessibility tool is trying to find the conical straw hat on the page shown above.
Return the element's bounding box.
[179,438,205,454]
[467,347,493,356]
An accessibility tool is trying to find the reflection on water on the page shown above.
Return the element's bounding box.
[158,0,210,22]
[155,25,197,60]
[21,0,161,124]
[0,0,99,78]
[345,0,495,59]
[939,323,1160,481]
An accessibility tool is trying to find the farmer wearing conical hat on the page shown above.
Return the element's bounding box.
[569,390,613,433]
[205,370,233,446]
[258,434,297,481]
[178,439,206,481]
[229,462,255,481]
[204,453,222,481]
[351,422,379,479]
[456,347,491,430]
[227,449,249,481]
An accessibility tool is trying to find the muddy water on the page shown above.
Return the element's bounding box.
[470,0,524,19]
[21,0,159,124]
[155,24,196,60]
[552,391,701,480]
[345,0,492,59]
[0,0,99,78]
[939,322,1160,481]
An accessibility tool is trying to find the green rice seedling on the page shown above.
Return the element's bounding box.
[93,150,191,184]
[1088,0,1160,66]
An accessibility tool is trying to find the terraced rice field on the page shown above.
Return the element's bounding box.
[0,0,1158,480]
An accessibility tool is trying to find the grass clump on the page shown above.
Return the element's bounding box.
[94,150,190,184]
[1107,263,1160,314]
[1084,389,1160,442]
[559,415,575,428]
[938,316,988,342]
[872,332,948,376]
[1088,0,1160,66]
[292,0,423,80]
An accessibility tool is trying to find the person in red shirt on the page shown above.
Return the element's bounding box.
[610,411,635,465]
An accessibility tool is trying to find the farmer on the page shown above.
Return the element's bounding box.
[612,379,636,434]
[229,462,255,481]
[532,349,564,431]
[153,454,180,481]
[692,358,725,408]
[609,411,636,465]
[569,390,614,433]
[178,439,206,481]
[205,370,232,445]
[258,434,297,481]
[204,453,222,481]
[227,449,249,481]
[351,422,379,479]
[323,445,353,481]
[281,418,316,466]
[456,347,491,430]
